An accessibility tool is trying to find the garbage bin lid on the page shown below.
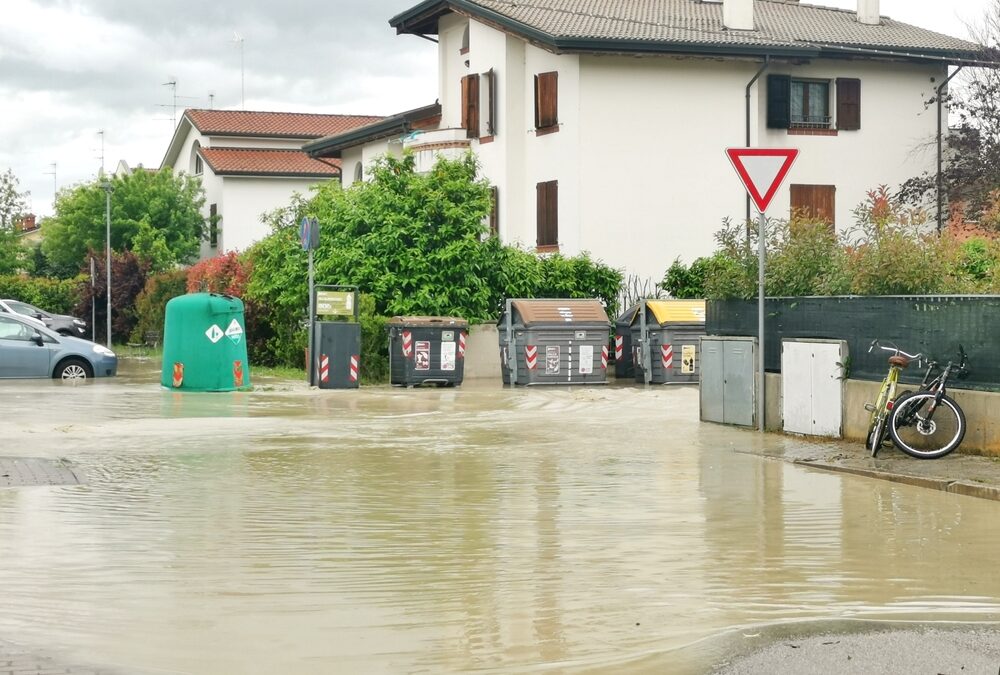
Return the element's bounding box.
[646,299,706,325]
[387,315,469,328]
[510,299,610,327]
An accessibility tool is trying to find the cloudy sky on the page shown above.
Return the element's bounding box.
[0,0,993,218]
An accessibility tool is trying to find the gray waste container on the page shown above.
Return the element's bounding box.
[498,299,611,386]
[631,299,706,385]
[387,316,468,387]
[316,321,361,389]
[614,303,640,380]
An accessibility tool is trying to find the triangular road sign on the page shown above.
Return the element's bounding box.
[726,148,799,213]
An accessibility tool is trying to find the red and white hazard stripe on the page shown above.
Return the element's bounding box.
[320,354,330,383]
[525,345,538,370]
[662,344,674,370]
[349,355,359,382]
[601,345,609,370]
[401,330,413,358]
[614,335,624,361]
[458,331,467,359]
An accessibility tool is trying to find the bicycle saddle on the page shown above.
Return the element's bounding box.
[888,355,910,368]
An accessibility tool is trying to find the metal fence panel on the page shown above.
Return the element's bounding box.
[707,296,1000,391]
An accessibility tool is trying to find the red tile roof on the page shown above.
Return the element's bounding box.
[185,109,383,139]
[199,147,342,177]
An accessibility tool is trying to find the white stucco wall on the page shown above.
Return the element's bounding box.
[215,177,337,253]
[439,14,469,130]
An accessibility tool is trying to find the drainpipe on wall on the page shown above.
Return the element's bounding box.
[745,56,770,247]
[937,65,964,234]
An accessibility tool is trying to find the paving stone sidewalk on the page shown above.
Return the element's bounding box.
[744,435,1000,501]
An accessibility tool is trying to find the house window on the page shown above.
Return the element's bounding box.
[461,74,480,139]
[483,69,496,138]
[489,185,499,237]
[209,203,219,248]
[194,155,203,175]
[460,24,469,55]
[790,184,836,228]
[534,71,558,135]
[790,80,829,128]
[353,162,363,184]
[536,180,558,249]
[769,75,861,131]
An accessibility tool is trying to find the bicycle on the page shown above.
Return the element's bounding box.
[888,346,969,459]
[865,340,922,457]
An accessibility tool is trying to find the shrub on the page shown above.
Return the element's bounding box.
[0,274,84,314]
[74,250,150,344]
[131,269,188,343]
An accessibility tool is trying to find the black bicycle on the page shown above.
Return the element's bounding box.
[888,346,969,459]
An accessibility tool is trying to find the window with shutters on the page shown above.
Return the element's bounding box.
[769,74,861,132]
[534,71,558,135]
[461,74,479,139]
[482,69,496,139]
[536,180,558,249]
[790,184,836,229]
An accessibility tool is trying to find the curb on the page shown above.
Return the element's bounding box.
[793,459,1000,502]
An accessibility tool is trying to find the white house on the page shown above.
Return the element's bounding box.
[161,109,382,258]
[305,0,984,283]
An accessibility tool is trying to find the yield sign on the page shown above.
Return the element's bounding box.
[726,148,798,213]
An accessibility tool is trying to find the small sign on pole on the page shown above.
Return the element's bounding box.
[726,147,798,432]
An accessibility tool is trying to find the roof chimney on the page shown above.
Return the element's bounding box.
[857,0,880,25]
[723,0,754,31]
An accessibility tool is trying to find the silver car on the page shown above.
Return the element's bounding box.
[0,313,117,380]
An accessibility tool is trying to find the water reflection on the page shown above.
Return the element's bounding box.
[0,365,999,673]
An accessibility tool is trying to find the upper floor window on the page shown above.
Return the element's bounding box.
[534,71,558,135]
[195,155,204,174]
[460,25,470,55]
[767,75,861,132]
[462,69,496,140]
[191,141,203,174]
[353,162,363,184]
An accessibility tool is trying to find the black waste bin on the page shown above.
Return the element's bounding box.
[614,303,640,380]
[316,321,361,389]
[387,316,469,387]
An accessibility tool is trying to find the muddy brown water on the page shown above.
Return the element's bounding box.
[1,360,999,673]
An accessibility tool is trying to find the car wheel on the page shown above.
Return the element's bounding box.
[54,358,93,381]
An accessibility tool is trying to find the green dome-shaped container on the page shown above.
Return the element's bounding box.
[161,293,251,392]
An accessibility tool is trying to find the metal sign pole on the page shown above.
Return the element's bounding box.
[308,247,315,386]
[758,210,766,433]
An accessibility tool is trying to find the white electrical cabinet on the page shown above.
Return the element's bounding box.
[781,339,847,438]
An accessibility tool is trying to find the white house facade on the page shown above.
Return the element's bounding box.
[161,110,382,258]
[306,0,984,283]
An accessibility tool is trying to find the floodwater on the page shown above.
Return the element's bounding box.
[2,360,1000,674]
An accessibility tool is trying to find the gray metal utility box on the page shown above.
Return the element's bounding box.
[614,304,639,380]
[631,299,707,385]
[498,299,611,386]
[700,336,757,427]
[316,321,361,389]
[387,316,468,387]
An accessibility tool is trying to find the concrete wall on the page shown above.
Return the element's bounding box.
[762,374,1000,457]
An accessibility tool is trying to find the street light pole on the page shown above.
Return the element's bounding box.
[102,181,112,349]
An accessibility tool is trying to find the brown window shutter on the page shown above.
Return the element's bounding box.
[534,71,558,130]
[462,74,479,138]
[790,184,836,229]
[489,185,499,237]
[836,78,861,131]
[536,180,558,246]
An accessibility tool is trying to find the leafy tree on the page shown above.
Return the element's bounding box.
[0,227,31,275]
[899,3,1000,219]
[74,250,150,344]
[42,168,205,277]
[0,168,29,231]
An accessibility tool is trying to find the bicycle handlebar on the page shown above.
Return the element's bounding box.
[868,339,922,361]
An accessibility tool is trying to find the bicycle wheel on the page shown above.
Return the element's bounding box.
[889,392,966,459]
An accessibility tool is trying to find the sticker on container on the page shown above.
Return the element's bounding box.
[441,341,456,371]
[578,345,593,374]
[226,319,244,344]
[415,341,431,371]
[682,345,696,374]
[205,324,224,344]
[441,330,454,342]
[545,346,560,375]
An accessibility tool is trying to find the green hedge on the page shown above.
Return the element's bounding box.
[0,275,85,314]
